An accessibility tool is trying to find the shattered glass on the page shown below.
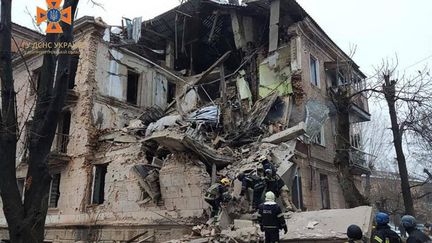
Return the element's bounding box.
[305,100,329,141]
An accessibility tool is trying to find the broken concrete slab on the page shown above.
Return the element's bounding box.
[132,164,161,201]
[145,130,235,168]
[234,219,253,229]
[262,122,305,144]
[145,115,183,136]
[245,91,279,130]
[270,141,297,188]
[281,206,373,241]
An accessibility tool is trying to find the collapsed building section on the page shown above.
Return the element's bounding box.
[2,0,372,242]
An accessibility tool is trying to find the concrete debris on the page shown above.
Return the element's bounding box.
[281,206,373,241]
[9,0,372,240]
[127,119,145,129]
[306,221,319,229]
[146,115,183,136]
[262,122,306,144]
[145,130,235,168]
[132,164,161,202]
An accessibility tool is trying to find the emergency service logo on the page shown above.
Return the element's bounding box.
[36,0,72,33]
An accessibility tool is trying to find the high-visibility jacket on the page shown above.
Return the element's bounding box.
[371,225,402,243]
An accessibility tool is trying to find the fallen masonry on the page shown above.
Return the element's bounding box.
[166,206,373,242]
[4,0,372,241]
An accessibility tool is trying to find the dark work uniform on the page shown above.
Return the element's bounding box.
[257,201,287,243]
[406,228,431,243]
[264,174,285,198]
[262,160,277,174]
[240,174,265,208]
[204,183,228,217]
[371,225,402,243]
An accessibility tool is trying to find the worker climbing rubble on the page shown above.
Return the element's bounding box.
[237,172,266,210]
[257,191,287,243]
[262,162,297,212]
[204,178,232,218]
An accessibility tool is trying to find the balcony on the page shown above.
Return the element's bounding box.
[348,147,370,175]
[349,87,370,123]
[65,89,79,106]
[325,61,370,123]
[49,133,71,170]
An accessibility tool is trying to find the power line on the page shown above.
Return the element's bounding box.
[403,53,432,71]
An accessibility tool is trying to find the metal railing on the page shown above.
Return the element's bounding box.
[51,133,70,154]
[349,146,368,169]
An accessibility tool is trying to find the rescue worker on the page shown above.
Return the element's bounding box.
[204,178,231,217]
[346,224,365,243]
[401,215,431,243]
[237,172,266,209]
[261,156,276,175]
[371,212,401,243]
[257,191,287,243]
[263,169,297,212]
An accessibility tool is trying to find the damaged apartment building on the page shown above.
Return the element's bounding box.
[1,0,371,242]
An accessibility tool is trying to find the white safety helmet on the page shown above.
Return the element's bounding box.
[265,191,275,202]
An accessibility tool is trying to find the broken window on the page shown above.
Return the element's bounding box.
[310,55,320,87]
[167,81,176,104]
[17,178,25,201]
[92,164,107,205]
[292,169,304,210]
[127,70,139,105]
[312,124,325,146]
[319,174,331,209]
[48,174,61,208]
[55,111,71,153]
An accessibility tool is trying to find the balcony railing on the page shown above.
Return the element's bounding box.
[51,133,70,154]
[349,146,370,175]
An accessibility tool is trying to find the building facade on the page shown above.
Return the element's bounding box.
[1,0,370,242]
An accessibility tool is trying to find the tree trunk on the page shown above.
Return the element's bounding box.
[0,0,79,241]
[333,89,368,207]
[365,172,371,200]
[383,75,415,216]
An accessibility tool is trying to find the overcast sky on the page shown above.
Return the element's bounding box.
[11,0,432,175]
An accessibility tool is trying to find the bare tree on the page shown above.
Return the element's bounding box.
[350,60,432,216]
[0,0,79,242]
[330,86,369,207]
[360,109,392,199]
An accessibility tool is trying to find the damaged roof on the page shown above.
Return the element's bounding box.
[140,0,365,74]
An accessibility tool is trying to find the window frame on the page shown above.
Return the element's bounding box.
[312,124,326,147]
[309,54,320,87]
[48,173,61,208]
[126,70,140,105]
[319,173,331,209]
[91,164,108,205]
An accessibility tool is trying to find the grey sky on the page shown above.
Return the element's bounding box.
[11,0,432,176]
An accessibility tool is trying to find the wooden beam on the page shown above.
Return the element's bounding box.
[142,27,171,41]
[220,64,227,105]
